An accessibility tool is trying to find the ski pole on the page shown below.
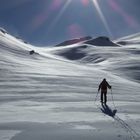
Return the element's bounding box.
[111,88,116,109]
[94,91,99,103]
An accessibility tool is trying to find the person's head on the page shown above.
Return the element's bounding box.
[103,78,106,81]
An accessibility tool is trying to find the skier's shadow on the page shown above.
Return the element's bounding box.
[100,104,117,118]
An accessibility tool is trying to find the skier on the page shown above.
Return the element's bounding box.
[98,78,111,104]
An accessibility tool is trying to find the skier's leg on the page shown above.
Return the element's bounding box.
[101,91,103,103]
[104,91,107,104]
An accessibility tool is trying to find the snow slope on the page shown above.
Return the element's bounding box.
[0,30,140,140]
[116,33,140,45]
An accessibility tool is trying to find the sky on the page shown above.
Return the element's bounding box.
[0,0,140,46]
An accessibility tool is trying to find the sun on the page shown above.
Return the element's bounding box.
[49,0,112,37]
[31,0,112,37]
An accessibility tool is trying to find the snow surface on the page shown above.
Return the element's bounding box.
[0,30,140,140]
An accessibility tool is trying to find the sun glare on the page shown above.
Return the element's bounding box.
[30,0,113,37]
[81,0,89,6]
[92,0,112,37]
[47,0,72,33]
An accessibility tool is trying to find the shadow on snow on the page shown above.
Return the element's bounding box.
[100,104,117,118]
[100,104,140,139]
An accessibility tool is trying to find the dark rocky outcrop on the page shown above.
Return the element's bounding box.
[29,50,35,55]
[0,28,7,34]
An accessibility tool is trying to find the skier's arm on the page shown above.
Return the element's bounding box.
[107,82,111,89]
[98,84,101,92]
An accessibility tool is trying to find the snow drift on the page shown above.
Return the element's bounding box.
[116,33,140,45]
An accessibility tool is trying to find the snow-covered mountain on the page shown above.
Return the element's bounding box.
[0,29,140,140]
[56,36,119,47]
[116,33,140,45]
[56,36,92,46]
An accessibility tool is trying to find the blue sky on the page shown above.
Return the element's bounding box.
[0,0,140,46]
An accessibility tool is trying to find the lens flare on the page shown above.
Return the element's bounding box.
[47,0,72,34]
[29,0,63,31]
[67,23,84,38]
[91,0,139,36]
[30,11,49,31]
[108,0,139,29]
[49,0,62,11]
[92,0,112,37]
[81,0,89,6]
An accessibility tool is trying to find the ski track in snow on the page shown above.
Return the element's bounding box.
[0,31,140,140]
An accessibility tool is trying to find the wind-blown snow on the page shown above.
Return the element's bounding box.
[0,30,140,140]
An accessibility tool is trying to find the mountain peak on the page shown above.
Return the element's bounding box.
[84,36,119,46]
[56,36,119,47]
[56,36,92,46]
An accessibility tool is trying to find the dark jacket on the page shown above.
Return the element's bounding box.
[98,80,111,92]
